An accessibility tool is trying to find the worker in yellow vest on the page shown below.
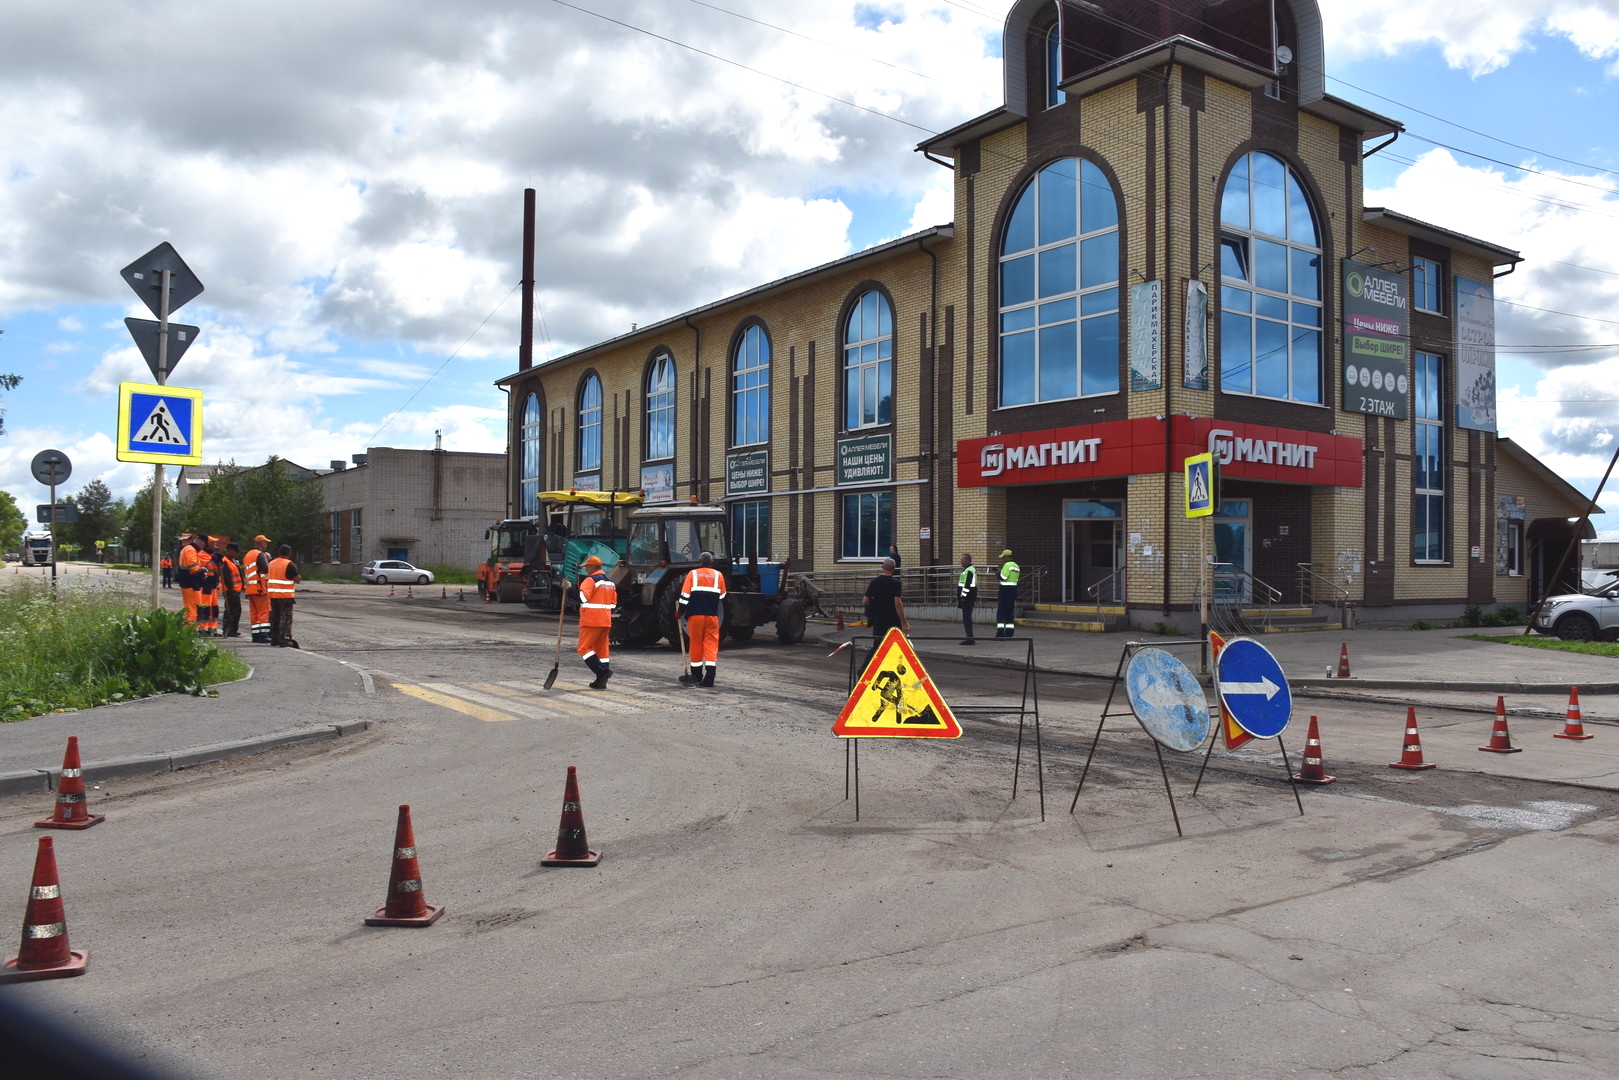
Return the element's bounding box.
[995,548,1020,638]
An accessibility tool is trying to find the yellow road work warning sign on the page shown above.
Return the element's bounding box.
[832,629,962,739]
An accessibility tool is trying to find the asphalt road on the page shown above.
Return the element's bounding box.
[3,583,1617,1079]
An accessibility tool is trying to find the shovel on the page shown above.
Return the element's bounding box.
[676,605,692,685]
[543,579,568,690]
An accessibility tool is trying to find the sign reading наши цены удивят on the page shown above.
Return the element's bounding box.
[1342,258,1409,419]
[836,433,892,486]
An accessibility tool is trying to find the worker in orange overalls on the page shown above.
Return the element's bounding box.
[159,553,173,588]
[572,554,616,689]
[266,544,301,648]
[176,532,207,627]
[192,535,221,635]
[677,551,727,688]
[242,534,273,643]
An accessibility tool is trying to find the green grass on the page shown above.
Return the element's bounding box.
[0,579,249,723]
[1461,633,1619,658]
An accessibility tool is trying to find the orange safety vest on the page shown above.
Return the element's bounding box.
[219,556,243,593]
[178,544,205,587]
[578,573,616,628]
[160,556,172,569]
[266,557,297,599]
[241,548,267,595]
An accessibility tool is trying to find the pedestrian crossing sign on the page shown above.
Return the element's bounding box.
[1184,452,1215,518]
[116,381,204,465]
[832,628,962,738]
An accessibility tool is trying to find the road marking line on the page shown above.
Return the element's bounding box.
[496,678,663,710]
[467,681,607,717]
[394,682,516,723]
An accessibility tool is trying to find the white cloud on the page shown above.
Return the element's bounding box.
[1322,0,1619,75]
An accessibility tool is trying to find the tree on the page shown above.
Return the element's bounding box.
[70,478,121,555]
[0,490,24,553]
[1,328,17,437]
[124,475,182,564]
[188,457,325,558]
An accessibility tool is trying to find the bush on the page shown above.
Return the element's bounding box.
[1411,620,1433,631]
[1479,612,1507,627]
[1460,605,1484,627]
[99,609,218,698]
[1498,606,1522,625]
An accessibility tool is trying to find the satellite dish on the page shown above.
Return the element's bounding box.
[1275,45,1293,65]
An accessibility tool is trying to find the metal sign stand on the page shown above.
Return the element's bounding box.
[838,633,1044,822]
[1069,639,1206,838]
[1190,733,1305,815]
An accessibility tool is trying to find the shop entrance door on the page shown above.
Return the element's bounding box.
[1212,500,1252,604]
[1063,500,1123,603]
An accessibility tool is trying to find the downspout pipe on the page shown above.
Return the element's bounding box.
[683,315,702,502]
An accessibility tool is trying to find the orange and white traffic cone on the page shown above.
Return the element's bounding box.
[1389,706,1436,770]
[541,766,601,867]
[389,584,395,597]
[1555,687,1594,740]
[364,805,445,927]
[406,586,414,599]
[35,737,104,830]
[1335,641,1351,678]
[1,837,88,983]
[1292,716,1336,783]
[1479,696,1523,754]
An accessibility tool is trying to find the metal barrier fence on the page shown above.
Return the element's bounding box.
[797,563,1047,621]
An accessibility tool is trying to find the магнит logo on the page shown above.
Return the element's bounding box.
[980,443,1004,478]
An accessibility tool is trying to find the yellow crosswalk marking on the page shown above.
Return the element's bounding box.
[394,682,516,723]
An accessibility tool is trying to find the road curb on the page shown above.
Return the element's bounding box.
[8,721,374,797]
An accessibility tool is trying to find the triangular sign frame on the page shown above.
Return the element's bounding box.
[832,629,962,738]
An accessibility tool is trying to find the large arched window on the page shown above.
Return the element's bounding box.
[645,353,676,461]
[844,290,893,430]
[577,374,602,474]
[520,393,542,516]
[732,323,770,447]
[998,158,1120,406]
[1218,151,1323,403]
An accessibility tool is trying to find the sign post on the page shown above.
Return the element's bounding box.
[121,243,204,608]
[1184,452,1215,670]
[30,449,72,585]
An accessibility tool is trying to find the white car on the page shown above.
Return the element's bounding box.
[362,559,434,586]
[1532,572,1619,641]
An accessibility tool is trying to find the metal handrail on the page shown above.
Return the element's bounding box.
[1085,564,1127,604]
[1295,562,1354,628]
[796,563,1046,620]
[1200,561,1280,635]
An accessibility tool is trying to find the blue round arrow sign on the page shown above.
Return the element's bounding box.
[1215,637,1292,739]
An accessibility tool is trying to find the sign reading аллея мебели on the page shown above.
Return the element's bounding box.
[956,417,1362,489]
[1342,258,1409,419]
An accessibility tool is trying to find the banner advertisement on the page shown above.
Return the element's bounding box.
[1341,259,1409,418]
[1455,276,1498,432]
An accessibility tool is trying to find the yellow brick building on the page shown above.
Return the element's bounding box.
[496,0,1590,626]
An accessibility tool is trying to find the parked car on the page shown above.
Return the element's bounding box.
[2,552,18,563]
[1532,571,1619,641]
[362,559,434,586]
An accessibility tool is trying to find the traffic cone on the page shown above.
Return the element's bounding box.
[1479,696,1523,753]
[459,589,465,602]
[1389,706,1436,770]
[541,765,601,867]
[35,737,104,830]
[389,584,395,597]
[1335,641,1351,678]
[364,805,445,927]
[1,837,88,983]
[406,586,414,599]
[1555,687,1594,740]
[835,610,845,632]
[441,586,447,599]
[1292,716,1336,783]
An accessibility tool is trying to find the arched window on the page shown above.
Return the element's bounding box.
[844,291,893,430]
[577,375,602,474]
[998,158,1120,406]
[732,323,770,447]
[645,353,676,461]
[1218,151,1323,403]
[519,393,542,516]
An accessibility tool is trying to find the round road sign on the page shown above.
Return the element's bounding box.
[30,449,72,487]
[1215,637,1293,739]
[1124,647,1212,752]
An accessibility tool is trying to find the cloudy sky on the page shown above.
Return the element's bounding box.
[2,0,1617,536]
